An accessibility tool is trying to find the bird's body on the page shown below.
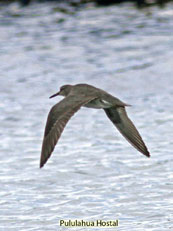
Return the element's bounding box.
[40,84,150,168]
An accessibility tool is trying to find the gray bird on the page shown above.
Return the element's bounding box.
[40,84,150,168]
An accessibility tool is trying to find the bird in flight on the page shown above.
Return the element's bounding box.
[40,84,150,168]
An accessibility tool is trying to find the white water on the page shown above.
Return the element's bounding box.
[0,1,172,230]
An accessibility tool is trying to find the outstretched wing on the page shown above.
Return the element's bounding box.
[40,95,96,168]
[104,107,150,157]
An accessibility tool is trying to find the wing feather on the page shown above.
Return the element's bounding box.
[104,107,150,157]
[40,95,96,168]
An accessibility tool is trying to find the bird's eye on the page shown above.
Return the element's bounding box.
[60,85,67,91]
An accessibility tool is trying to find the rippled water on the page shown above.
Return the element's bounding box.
[0,1,173,230]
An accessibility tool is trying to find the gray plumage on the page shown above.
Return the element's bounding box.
[40,84,150,168]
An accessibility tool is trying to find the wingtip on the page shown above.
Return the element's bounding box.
[40,162,44,168]
[40,158,46,168]
[145,151,150,158]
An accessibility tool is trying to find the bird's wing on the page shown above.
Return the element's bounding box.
[104,107,150,157]
[40,95,96,168]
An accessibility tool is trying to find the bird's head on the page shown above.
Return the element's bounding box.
[49,85,72,98]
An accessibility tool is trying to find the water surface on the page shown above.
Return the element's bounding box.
[0,2,173,230]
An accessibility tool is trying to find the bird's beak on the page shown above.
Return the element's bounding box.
[49,91,60,99]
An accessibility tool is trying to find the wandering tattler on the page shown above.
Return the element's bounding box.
[40,83,150,168]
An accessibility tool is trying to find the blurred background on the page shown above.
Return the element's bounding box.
[1,0,173,8]
[0,0,172,230]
